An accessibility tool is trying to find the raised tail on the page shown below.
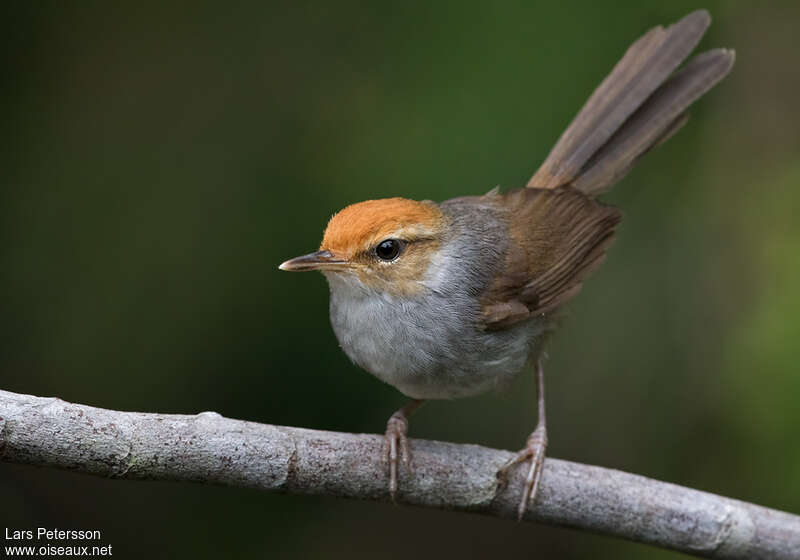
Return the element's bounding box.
[527,10,734,196]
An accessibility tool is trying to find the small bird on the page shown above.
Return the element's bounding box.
[280,10,734,519]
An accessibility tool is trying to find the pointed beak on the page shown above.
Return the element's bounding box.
[278,250,350,272]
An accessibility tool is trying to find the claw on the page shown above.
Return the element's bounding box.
[496,425,548,521]
[382,399,425,502]
[385,411,410,502]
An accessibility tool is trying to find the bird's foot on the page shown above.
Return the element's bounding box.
[384,410,412,502]
[496,425,548,521]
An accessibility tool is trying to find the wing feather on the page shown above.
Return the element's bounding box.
[479,188,621,330]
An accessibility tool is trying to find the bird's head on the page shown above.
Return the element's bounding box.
[279,197,447,296]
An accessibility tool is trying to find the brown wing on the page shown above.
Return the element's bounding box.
[479,188,621,330]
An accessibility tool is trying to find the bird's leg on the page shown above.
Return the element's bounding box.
[384,399,425,501]
[497,360,548,520]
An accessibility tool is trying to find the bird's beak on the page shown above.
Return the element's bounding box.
[278,250,350,272]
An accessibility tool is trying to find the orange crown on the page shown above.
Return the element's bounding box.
[320,198,445,257]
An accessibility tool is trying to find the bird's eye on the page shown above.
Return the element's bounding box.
[375,239,403,261]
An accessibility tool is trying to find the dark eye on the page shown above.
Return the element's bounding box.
[375,239,403,261]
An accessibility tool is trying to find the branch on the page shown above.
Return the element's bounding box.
[1,389,797,558]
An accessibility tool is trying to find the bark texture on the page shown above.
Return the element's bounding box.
[0,389,797,559]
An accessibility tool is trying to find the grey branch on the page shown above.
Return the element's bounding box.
[1,389,797,558]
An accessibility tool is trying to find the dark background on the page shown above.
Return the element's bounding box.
[2,2,799,558]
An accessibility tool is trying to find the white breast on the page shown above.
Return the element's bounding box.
[324,259,544,400]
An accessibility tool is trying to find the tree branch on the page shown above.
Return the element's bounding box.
[0,389,797,558]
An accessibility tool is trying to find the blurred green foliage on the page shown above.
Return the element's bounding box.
[2,2,798,558]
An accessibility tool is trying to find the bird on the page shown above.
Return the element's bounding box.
[279,10,734,520]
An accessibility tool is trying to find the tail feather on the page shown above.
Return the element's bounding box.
[527,10,733,195]
[574,49,735,195]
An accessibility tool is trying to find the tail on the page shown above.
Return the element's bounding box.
[527,10,734,196]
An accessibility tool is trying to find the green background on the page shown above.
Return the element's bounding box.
[2,2,799,558]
